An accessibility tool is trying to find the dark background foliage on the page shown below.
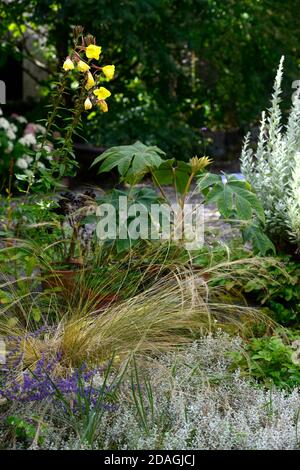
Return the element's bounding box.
[1,0,300,161]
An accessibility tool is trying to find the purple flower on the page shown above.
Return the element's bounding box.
[0,331,116,414]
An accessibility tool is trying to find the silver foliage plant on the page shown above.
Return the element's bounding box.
[40,333,300,450]
[241,56,300,249]
[101,334,300,450]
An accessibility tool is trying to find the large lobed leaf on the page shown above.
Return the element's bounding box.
[197,173,274,255]
[91,141,166,184]
[152,159,193,195]
[197,173,265,223]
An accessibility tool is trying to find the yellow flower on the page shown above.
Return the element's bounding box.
[85,44,102,60]
[98,100,108,112]
[84,97,93,110]
[77,60,90,72]
[93,87,111,100]
[102,65,115,80]
[63,57,74,71]
[85,71,95,90]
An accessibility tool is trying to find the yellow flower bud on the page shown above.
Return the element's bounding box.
[189,156,212,173]
[93,87,111,100]
[84,97,93,110]
[77,60,90,72]
[85,44,102,60]
[102,65,115,80]
[63,57,74,71]
[85,71,95,90]
[98,100,108,112]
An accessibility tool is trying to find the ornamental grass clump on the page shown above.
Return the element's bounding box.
[0,238,283,371]
[241,56,300,253]
[0,255,274,370]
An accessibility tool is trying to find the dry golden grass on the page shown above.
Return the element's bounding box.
[0,239,283,371]
[1,267,274,370]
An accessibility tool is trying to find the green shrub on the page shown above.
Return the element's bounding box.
[196,246,300,326]
[243,255,300,325]
[231,334,300,389]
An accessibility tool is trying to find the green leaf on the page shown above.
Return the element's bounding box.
[91,141,166,184]
[31,307,41,322]
[198,174,266,223]
[235,193,253,220]
[82,214,97,224]
[244,279,267,292]
[242,224,276,255]
[216,185,234,218]
[197,172,222,192]
[152,159,193,194]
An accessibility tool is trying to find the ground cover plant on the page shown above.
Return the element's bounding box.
[1,333,300,450]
